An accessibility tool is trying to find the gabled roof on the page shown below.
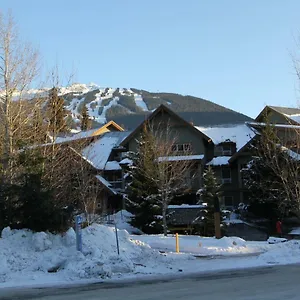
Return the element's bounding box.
[120,104,212,147]
[269,106,300,116]
[91,120,124,136]
[50,121,124,145]
[255,105,300,125]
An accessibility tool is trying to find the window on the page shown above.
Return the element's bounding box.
[184,143,191,151]
[222,144,232,155]
[221,168,231,184]
[240,164,248,186]
[171,143,192,153]
[214,144,233,156]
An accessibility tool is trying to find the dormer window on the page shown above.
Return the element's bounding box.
[214,144,233,156]
[222,144,232,155]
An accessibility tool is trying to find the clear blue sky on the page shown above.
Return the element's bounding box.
[2,0,300,118]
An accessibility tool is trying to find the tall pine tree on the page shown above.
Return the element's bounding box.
[125,124,162,234]
[198,166,221,236]
[80,105,92,131]
[47,88,68,135]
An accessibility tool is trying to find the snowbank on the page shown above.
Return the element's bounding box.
[133,235,264,256]
[106,210,142,234]
[258,240,300,265]
[0,225,191,288]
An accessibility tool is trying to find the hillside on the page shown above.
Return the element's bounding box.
[22,83,253,130]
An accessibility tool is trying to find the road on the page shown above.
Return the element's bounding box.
[0,264,299,300]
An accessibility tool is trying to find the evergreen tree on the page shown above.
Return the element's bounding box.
[47,88,68,135]
[80,105,92,131]
[242,155,288,220]
[197,166,221,236]
[125,125,162,233]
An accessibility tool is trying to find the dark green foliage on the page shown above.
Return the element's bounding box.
[101,98,113,107]
[76,89,99,113]
[242,123,297,219]
[16,174,73,232]
[118,95,143,113]
[143,96,169,111]
[0,150,74,233]
[62,92,85,106]
[198,166,221,236]
[125,126,162,234]
[98,106,104,116]
[47,88,69,134]
[80,105,92,131]
[106,105,129,120]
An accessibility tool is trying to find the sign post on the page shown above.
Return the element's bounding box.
[75,215,83,252]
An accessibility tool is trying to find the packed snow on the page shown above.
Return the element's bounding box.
[93,96,119,123]
[284,113,300,124]
[134,94,148,111]
[207,156,230,166]
[168,204,206,209]
[158,155,204,162]
[87,91,102,119]
[1,223,300,289]
[132,235,265,256]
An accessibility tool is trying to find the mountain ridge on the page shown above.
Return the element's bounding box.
[17,83,253,130]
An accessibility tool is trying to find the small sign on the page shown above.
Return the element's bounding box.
[76,215,83,224]
[75,215,83,252]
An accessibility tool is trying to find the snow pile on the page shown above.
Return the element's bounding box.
[133,235,264,256]
[258,240,300,265]
[106,210,142,235]
[0,225,191,287]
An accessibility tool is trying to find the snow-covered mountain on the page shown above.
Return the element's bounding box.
[20,83,253,130]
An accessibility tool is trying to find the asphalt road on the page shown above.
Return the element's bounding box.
[1,264,299,300]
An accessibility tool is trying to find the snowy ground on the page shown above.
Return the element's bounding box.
[1,222,300,289]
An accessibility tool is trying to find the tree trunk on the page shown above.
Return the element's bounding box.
[214,196,221,239]
[162,201,167,236]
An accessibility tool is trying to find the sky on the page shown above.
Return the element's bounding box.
[2,0,300,118]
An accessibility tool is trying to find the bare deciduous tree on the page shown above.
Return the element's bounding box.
[0,12,39,174]
[135,122,195,236]
[252,123,300,216]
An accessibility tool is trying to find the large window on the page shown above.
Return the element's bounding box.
[171,143,192,153]
[221,168,231,184]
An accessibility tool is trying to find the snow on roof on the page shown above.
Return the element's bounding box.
[246,122,300,129]
[281,146,300,161]
[289,227,300,235]
[195,124,255,151]
[54,128,99,144]
[168,204,207,209]
[158,155,204,162]
[285,114,300,124]
[95,175,117,195]
[104,161,122,170]
[82,131,130,170]
[119,158,133,165]
[207,156,230,166]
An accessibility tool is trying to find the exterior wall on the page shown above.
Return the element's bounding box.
[123,110,209,192]
[257,109,291,125]
[213,164,241,207]
[125,111,207,157]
